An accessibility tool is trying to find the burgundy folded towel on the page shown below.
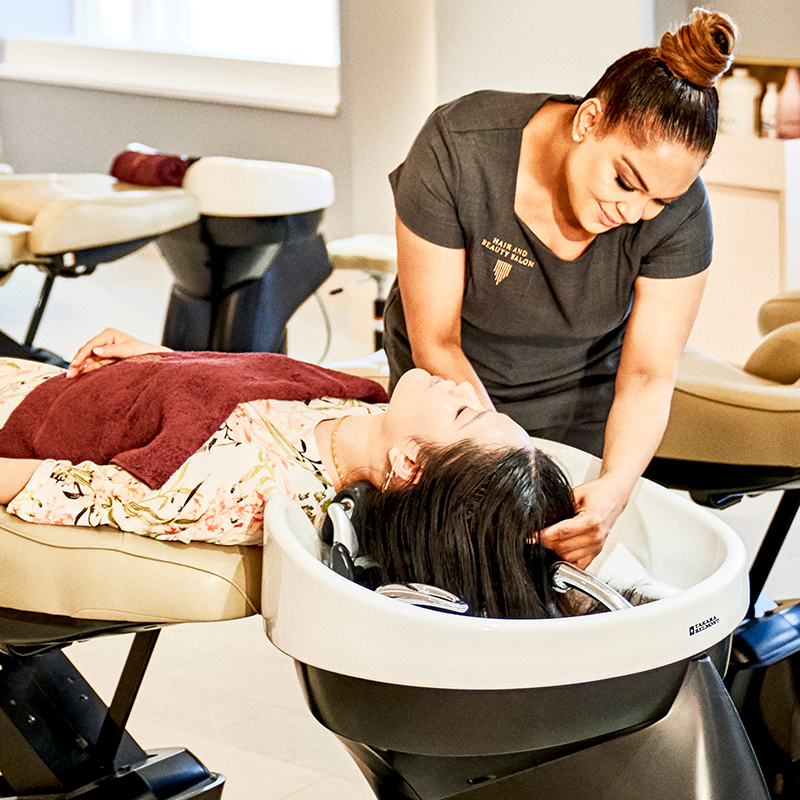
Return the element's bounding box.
[0,352,388,489]
[110,150,195,187]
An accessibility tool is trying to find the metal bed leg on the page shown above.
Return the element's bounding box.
[748,489,800,617]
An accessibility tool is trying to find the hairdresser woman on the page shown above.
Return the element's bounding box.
[383,9,737,569]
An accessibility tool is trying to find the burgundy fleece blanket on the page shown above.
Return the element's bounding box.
[0,352,388,489]
[110,151,196,187]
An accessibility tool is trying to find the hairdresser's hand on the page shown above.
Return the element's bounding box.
[66,328,172,378]
[539,477,626,570]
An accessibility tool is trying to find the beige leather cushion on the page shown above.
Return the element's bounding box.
[657,348,800,467]
[0,174,199,259]
[758,291,800,336]
[327,234,397,276]
[0,220,34,270]
[744,322,800,384]
[0,507,261,622]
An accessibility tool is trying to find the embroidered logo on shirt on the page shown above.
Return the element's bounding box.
[493,260,512,285]
[481,237,535,285]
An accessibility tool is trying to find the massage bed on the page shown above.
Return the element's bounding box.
[0,435,765,799]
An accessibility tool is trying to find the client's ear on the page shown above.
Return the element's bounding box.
[388,443,421,486]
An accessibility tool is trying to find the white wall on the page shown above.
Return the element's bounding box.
[435,0,652,104]
[712,0,800,61]
[341,0,437,236]
[0,0,661,242]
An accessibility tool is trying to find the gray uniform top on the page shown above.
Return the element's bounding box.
[385,90,713,454]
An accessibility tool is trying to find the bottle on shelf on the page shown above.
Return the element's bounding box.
[718,67,761,138]
[761,82,779,138]
[777,68,800,140]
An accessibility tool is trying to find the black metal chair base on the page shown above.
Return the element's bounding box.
[0,610,224,799]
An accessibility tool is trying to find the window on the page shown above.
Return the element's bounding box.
[72,0,339,67]
[0,0,340,114]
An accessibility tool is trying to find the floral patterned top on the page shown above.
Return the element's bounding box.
[0,358,382,545]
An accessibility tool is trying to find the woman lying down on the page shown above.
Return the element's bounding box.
[0,329,633,620]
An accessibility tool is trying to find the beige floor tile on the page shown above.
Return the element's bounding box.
[283,774,376,800]
[217,704,364,781]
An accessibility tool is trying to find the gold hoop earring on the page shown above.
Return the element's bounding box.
[381,467,396,493]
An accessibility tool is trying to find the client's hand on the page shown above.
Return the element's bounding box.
[66,328,172,378]
[539,477,625,570]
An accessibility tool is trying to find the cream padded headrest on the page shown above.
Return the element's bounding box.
[0,175,119,224]
[744,322,800,384]
[0,220,33,269]
[183,157,334,217]
[0,174,200,257]
[657,347,800,467]
[29,185,199,254]
[327,234,398,276]
[758,291,800,336]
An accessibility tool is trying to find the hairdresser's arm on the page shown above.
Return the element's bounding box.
[396,216,494,409]
[541,270,707,569]
[0,458,43,504]
[67,328,172,378]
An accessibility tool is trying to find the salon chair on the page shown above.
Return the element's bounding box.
[0,508,261,798]
[0,155,336,366]
[0,441,765,798]
[0,172,200,366]
[645,290,800,794]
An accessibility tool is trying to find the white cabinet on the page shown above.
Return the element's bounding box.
[689,135,800,365]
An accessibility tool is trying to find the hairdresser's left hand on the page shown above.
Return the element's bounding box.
[539,477,627,570]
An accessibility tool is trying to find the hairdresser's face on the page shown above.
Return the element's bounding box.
[565,116,706,234]
[386,369,531,449]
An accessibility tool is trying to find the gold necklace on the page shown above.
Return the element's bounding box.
[330,415,349,486]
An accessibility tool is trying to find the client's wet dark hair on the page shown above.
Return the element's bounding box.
[354,441,579,620]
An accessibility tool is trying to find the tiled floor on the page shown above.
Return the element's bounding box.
[2,245,800,799]
[0,242,379,370]
[66,618,374,800]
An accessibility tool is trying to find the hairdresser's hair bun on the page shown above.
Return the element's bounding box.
[657,7,737,88]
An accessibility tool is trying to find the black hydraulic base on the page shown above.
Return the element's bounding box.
[158,212,332,354]
[0,647,146,794]
[0,630,225,799]
[330,656,767,800]
[0,748,225,800]
[726,602,800,798]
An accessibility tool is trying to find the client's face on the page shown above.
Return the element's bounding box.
[386,369,530,449]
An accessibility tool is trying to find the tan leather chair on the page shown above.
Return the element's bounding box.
[0,172,200,365]
[0,505,260,797]
[647,291,800,616]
